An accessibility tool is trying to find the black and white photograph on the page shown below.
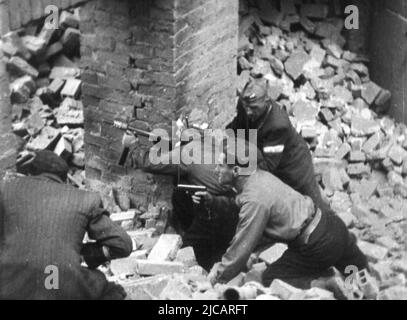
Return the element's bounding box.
[0,0,406,305]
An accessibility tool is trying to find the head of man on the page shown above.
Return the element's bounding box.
[215,137,264,187]
[16,150,69,182]
[239,78,269,123]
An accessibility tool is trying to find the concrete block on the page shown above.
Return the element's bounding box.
[61,78,81,98]
[148,234,183,261]
[26,126,61,151]
[362,132,382,154]
[347,163,370,177]
[284,50,311,80]
[54,137,72,161]
[49,66,80,79]
[136,260,187,276]
[110,210,137,223]
[269,279,303,300]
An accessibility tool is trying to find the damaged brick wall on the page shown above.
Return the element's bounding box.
[80,0,238,207]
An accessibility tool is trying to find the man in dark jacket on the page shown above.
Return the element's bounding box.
[0,151,133,300]
[209,140,368,288]
[125,134,239,271]
[227,77,328,212]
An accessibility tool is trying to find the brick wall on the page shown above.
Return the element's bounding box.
[81,0,238,207]
[174,0,238,128]
[369,0,407,124]
[1,0,86,34]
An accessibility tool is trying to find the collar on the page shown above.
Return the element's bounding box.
[251,101,273,132]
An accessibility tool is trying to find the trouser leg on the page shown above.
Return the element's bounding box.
[262,211,364,288]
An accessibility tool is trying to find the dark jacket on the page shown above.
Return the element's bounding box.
[129,139,238,216]
[0,174,132,300]
[213,170,316,283]
[227,99,318,201]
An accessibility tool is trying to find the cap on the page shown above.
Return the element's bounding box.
[239,78,268,103]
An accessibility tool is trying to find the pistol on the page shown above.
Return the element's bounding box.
[175,184,207,195]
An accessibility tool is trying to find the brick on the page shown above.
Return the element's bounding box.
[49,66,80,80]
[60,10,79,29]
[388,145,406,165]
[349,151,366,163]
[175,247,197,267]
[374,89,391,108]
[10,75,36,104]
[21,36,46,56]
[361,82,382,105]
[61,78,82,98]
[362,132,382,154]
[26,126,61,151]
[351,117,381,137]
[358,241,388,263]
[47,78,64,96]
[284,50,311,80]
[136,260,187,276]
[300,4,329,19]
[335,143,351,160]
[259,243,287,265]
[301,127,317,139]
[54,137,73,161]
[110,210,137,223]
[269,279,303,300]
[148,234,182,261]
[7,56,39,78]
[337,211,357,228]
[110,251,142,276]
[319,108,334,124]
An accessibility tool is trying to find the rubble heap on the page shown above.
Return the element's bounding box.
[1,7,85,188]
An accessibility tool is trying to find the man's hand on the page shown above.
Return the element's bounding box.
[122,131,138,148]
[192,191,213,206]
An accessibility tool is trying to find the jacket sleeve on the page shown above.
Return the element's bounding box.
[81,195,133,269]
[214,201,269,283]
[210,195,239,220]
[128,144,189,178]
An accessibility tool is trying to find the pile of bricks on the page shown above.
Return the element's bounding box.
[0,7,85,187]
[234,0,407,299]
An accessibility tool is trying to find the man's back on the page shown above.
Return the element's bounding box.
[1,175,110,299]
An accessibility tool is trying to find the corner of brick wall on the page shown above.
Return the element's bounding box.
[80,0,175,208]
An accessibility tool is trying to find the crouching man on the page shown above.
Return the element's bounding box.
[208,139,368,288]
[0,151,133,300]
